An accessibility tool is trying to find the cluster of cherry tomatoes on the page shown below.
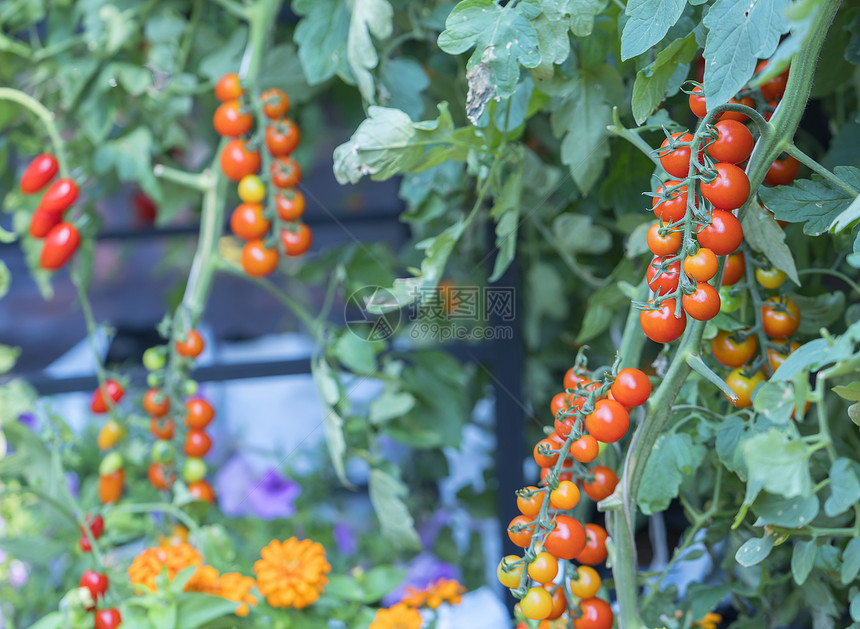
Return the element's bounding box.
[639,61,795,345]
[499,365,653,627]
[19,153,82,271]
[92,379,128,504]
[213,72,311,278]
[76,515,121,627]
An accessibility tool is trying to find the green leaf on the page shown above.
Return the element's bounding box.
[631,34,698,124]
[842,537,860,585]
[791,540,817,585]
[112,62,152,96]
[311,358,353,488]
[489,166,524,281]
[368,468,421,550]
[379,57,430,120]
[361,565,406,602]
[760,166,860,235]
[789,291,845,335]
[638,433,706,515]
[0,344,20,374]
[333,332,378,374]
[752,381,794,425]
[833,382,860,401]
[740,206,800,284]
[852,590,860,622]
[92,127,160,202]
[716,414,751,476]
[742,428,813,501]
[347,0,394,102]
[702,0,789,109]
[27,613,63,629]
[824,458,860,517]
[438,0,540,99]
[326,574,367,601]
[829,193,860,232]
[620,0,686,60]
[735,532,777,567]
[197,27,247,80]
[552,213,612,255]
[752,493,819,527]
[293,0,351,84]
[175,594,238,628]
[687,583,730,621]
[369,390,416,425]
[568,0,610,36]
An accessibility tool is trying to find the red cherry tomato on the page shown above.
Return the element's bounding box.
[651,180,690,223]
[38,178,79,214]
[508,514,534,548]
[241,239,279,276]
[721,251,745,285]
[761,296,801,338]
[659,132,693,178]
[585,399,630,443]
[726,368,766,408]
[80,569,109,603]
[175,329,205,358]
[570,435,599,463]
[21,154,59,194]
[646,255,681,295]
[689,85,707,118]
[215,73,242,101]
[184,429,212,458]
[534,437,561,468]
[270,156,302,188]
[640,299,687,343]
[94,608,122,629]
[213,100,253,137]
[544,515,587,560]
[220,139,261,182]
[81,514,104,539]
[29,208,63,239]
[697,209,743,255]
[646,222,682,256]
[517,486,545,518]
[265,119,301,156]
[712,329,757,367]
[148,462,174,490]
[610,368,651,407]
[280,224,312,257]
[230,202,270,240]
[185,397,215,428]
[700,162,750,210]
[143,388,170,417]
[765,155,800,186]
[573,597,614,629]
[683,248,719,282]
[719,96,756,123]
[582,466,618,502]
[575,523,609,565]
[91,380,125,413]
[149,417,175,440]
[39,222,80,270]
[709,120,754,164]
[682,281,721,321]
[756,61,789,101]
[275,190,306,221]
[188,479,216,503]
[133,191,158,224]
[262,88,290,119]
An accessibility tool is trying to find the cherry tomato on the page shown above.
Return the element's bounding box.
[651,180,690,223]
[98,419,124,450]
[40,222,80,270]
[270,156,302,188]
[38,178,79,214]
[646,222,682,256]
[80,569,109,603]
[611,368,651,407]
[575,523,609,565]
[640,299,687,343]
[262,88,290,119]
[534,437,561,468]
[275,190,306,221]
[761,296,800,338]
[521,587,553,620]
[238,175,266,203]
[280,223,312,256]
[143,388,170,417]
[722,251,745,285]
[563,367,583,390]
[719,96,756,123]
[697,209,743,255]
[765,155,800,186]
[215,72,242,101]
[508,515,534,548]
[586,399,629,443]
[528,552,559,585]
[152,440,175,464]
[712,329,757,367]
[570,435,599,463]
[689,85,707,118]
[213,100,253,137]
[646,255,681,295]
[231,202,270,240]
[241,239,279,277]
[756,61,789,101]
[220,139,261,182]
[184,429,212,457]
[767,340,800,374]
[573,597,614,629]
[29,208,63,239]
[133,191,158,224]
[185,397,215,429]
[183,457,208,483]
[708,120,754,164]
[99,468,125,504]
[175,329,205,358]
[82,514,105,539]
[91,380,124,413]
[517,486,545,518]
[546,586,567,620]
[552,391,581,417]
[700,162,750,210]
[582,466,618,502]
[94,608,122,629]
[550,480,581,510]
[148,462,174,491]
[544,515,586,560]
[755,266,787,289]
[265,119,301,156]
[726,368,765,408]
[569,565,601,599]
[21,154,59,194]
[659,132,693,178]
[497,555,525,588]
[682,281,721,321]
[684,248,718,282]
[188,479,216,503]
[150,417,175,440]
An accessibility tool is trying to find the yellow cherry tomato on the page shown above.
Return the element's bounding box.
[97,419,124,450]
[528,552,559,585]
[498,555,525,588]
[521,586,553,620]
[238,174,266,203]
[569,565,601,599]
[755,266,787,289]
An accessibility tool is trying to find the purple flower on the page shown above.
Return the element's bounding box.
[382,553,460,606]
[333,522,357,556]
[8,560,28,587]
[65,472,79,500]
[17,413,37,430]
[214,455,300,520]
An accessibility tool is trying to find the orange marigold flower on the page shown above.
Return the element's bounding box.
[695,612,723,629]
[216,572,258,616]
[254,538,331,609]
[185,564,220,593]
[400,587,427,608]
[370,603,423,629]
[401,578,465,609]
[128,543,202,592]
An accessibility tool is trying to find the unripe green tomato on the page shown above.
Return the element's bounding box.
[597,441,608,456]
[183,457,207,483]
[147,372,163,388]
[151,440,175,463]
[99,451,124,476]
[719,287,741,313]
[183,379,199,396]
[142,347,167,371]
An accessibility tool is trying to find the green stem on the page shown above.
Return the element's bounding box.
[181,170,224,321]
[607,107,661,167]
[532,219,605,288]
[618,281,648,368]
[161,0,204,100]
[210,0,249,19]
[153,164,210,192]
[109,502,201,539]
[0,88,70,176]
[784,144,859,196]
[796,268,860,294]
[686,354,737,402]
